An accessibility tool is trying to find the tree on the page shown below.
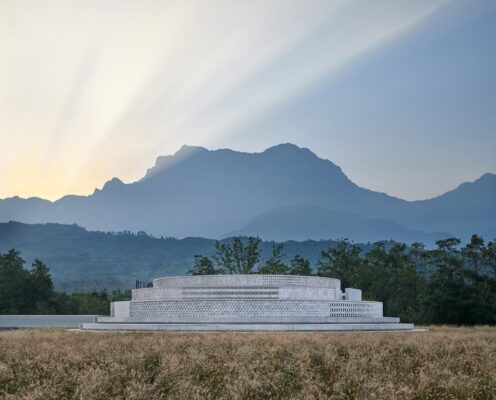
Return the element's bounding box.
[188,255,220,275]
[214,237,261,274]
[317,240,362,288]
[485,239,496,280]
[288,255,312,276]
[27,259,56,313]
[0,249,30,314]
[426,238,471,324]
[460,236,496,324]
[0,250,58,314]
[213,242,235,273]
[407,242,429,322]
[189,236,263,275]
[433,238,462,269]
[258,243,289,274]
[462,234,485,273]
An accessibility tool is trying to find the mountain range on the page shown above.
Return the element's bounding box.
[1,143,494,243]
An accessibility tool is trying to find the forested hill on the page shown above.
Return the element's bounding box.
[0,222,339,291]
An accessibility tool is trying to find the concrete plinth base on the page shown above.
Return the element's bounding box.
[80,322,414,332]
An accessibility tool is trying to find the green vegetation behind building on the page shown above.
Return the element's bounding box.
[0,234,494,324]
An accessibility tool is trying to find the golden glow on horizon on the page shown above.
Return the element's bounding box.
[0,0,450,200]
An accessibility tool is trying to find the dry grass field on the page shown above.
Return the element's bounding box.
[0,327,495,400]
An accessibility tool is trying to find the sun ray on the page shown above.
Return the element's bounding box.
[0,0,452,200]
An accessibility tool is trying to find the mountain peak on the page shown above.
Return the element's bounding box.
[100,177,124,191]
[439,172,495,197]
[261,143,325,165]
[263,143,309,155]
[477,172,496,182]
[175,145,208,156]
[141,145,209,181]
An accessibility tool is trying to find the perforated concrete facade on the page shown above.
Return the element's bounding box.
[130,300,382,318]
[132,286,339,301]
[80,274,413,331]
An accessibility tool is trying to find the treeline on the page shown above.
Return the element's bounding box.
[190,235,496,325]
[0,249,130,315]
[1,235,495,324]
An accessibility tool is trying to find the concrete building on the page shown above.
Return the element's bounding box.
[80,275,414,331]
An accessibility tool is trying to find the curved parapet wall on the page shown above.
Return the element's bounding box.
[153,274,341,289]
[81,274,414,331]
[132,286,340,302]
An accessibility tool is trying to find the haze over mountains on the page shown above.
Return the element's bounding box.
[1,144,494,243]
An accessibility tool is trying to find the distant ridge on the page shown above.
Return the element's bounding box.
[233,205,449,244]
[0,144,494,241]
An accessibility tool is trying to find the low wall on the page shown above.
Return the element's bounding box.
[0,315,98,329]
[111,301,130,318]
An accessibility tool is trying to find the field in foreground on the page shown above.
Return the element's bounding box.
[0,327,495,399]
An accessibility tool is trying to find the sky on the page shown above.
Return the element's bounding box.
[0,0,495,201]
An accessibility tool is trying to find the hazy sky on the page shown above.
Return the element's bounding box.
[0,0,495,201]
